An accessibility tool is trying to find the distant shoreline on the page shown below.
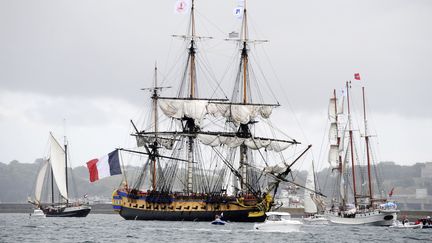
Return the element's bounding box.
[1,203,431,220]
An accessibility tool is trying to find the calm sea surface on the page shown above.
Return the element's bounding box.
[0,214,430,242]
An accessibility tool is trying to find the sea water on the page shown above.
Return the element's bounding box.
[0,214,430,242]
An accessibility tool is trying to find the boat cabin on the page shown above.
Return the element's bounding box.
[265,212,292,221]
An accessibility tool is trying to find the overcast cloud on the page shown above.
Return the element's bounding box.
[0,0,431,166]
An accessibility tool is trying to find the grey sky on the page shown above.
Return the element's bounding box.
[1,0,431,166]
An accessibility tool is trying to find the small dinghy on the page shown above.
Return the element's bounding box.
[389,220,423,229]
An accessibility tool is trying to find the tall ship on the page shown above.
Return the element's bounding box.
[111,0,312,222]
[29,133,91,217]
[325,81,398,225]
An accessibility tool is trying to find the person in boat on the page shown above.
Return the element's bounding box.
[402,215,408,225]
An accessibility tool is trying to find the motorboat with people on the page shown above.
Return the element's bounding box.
[415,216,432,228]
[389,220,423,229]
[254,212,303,232]
[211,214,227,225]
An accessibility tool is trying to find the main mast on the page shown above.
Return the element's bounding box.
[239,0,250,192]
[362,87,373,205]
[186,0,197,194]
[64,135,68,204]
[346,81,357,206]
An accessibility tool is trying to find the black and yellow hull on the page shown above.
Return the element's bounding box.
[112,190,270,222]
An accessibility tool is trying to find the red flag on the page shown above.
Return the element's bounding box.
[354,73,361,80]
[389,187,395,197]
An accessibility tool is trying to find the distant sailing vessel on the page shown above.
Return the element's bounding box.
[111,0,311,222]
[28,133,91,217]
[303,168,328,225]
[325,82,398,225]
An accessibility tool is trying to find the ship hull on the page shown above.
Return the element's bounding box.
[325,210,398,226]
[113,190,268,222]
[120,206,265,222]
[43,205,91,217]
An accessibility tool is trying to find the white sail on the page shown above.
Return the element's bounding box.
[264,163,288,175]
[338,96,344,114]
[328,98,337,122]
[49,134,68,200]
[207,103,274,125]
[34,160,49,203]
[159,99,208,125]
[197,134,291,152]
[329,122,338,143]
[159,99,275,126]
[304,171,317,214]
[328,144,339,166]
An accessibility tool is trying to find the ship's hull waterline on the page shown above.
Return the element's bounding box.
[113,190,268,222]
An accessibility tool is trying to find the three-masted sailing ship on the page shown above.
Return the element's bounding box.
[111,0,311,222]
[325,82,398,225]
[29,133,91,217]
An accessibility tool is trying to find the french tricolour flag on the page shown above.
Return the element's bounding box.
[86,150,122,182]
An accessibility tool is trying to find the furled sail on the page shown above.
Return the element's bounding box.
[159,99,208,125]
[264,163,289,175]
[159,99,276,126]
[34,160,49,203]
[207,103,274,125]
[197,134,292,152]
[49,134,68,200]
[304,170,318,214]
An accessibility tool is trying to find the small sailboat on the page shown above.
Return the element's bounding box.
[254,212,303,232]
[28,133,91,217]
[302,166,328,225]
[324,83,399,226]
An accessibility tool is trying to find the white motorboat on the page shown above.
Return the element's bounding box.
[254,212,303,232]
[29,209,45,218]
[389,220,423,229]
